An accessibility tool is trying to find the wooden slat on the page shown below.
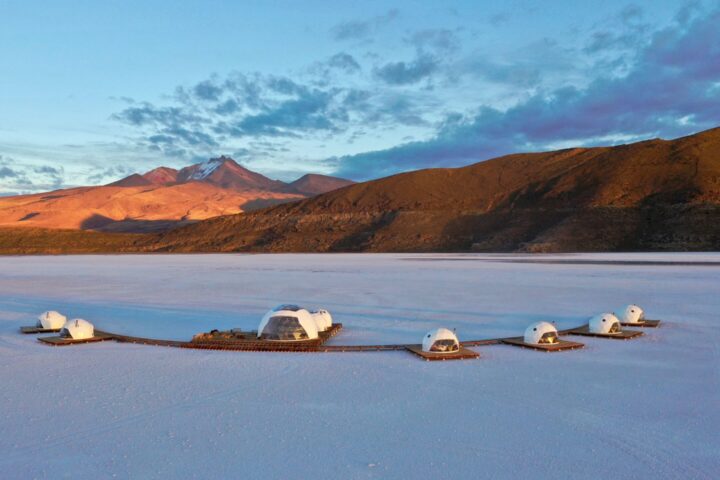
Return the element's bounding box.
[20,326,61,334]
[37,331,116,346]
[502,337,584,351]
[567,325,643,340]
[405,345,480,361]
[621,319,661,328]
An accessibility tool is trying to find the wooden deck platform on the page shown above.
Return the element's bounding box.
[502,337,584,352]
[405,345,480,361]
[567,325,643,340]
[20,326,61,334]
[37,331,116,346]
[621,319,661,328]
[186,324,344,352]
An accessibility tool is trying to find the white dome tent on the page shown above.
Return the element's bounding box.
[406,327,478,360]
[523,321,559,345]
[258,305,319,341]
[37,311,67,330]
[568,312,644,340]
[616,304,661,327]
[310,309,333,332]
[589,313,622,334]
[617,304,645,324]
[60,319,95,340]
[422,328,460,353]
[503,321,584,351]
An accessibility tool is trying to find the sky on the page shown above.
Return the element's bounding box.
[0,0,719,194]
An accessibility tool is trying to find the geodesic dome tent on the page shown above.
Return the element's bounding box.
[60,319,95,340]
[37,311,67,330]
[258,305,319,341]
[524,321,559,345]
[589,313,622,334]
[616,304,645,324]
[310,309,333,332]
[422,328,460,353]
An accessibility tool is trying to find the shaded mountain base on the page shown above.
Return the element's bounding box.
[0,228,145,255]
[148,204,720,253]
[80,214,196,233]
[1,205,718,254]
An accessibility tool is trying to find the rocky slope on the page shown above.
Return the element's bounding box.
[148,128,720,252]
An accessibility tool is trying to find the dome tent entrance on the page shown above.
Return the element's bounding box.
[422,328,460,353]
[502,321,584,351]
[524,321,559,345]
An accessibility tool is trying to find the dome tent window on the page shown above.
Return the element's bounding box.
[429,338,460,352]
[259,316,310,340]
[422,328,460,353]
[257,306,319,342]
[273,304,302,312]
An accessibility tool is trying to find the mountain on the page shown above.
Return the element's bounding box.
[288,173,354,195]
[148,127,720,253]
[175,156,289,191]
[0,157,351,233]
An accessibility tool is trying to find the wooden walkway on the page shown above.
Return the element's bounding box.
[38,331,116,346]
[20,326,61,334]
[567,325,644,340]
[29,319,657,357]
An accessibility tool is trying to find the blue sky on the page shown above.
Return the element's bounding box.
[1,0,718,194]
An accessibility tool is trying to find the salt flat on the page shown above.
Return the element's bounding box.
[0,253,718,479]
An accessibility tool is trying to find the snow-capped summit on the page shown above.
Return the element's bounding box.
[188,158,225,181]
[175,156,289,192]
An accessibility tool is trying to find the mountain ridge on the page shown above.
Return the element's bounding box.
[147,127,720,252]
[0,157,353,233]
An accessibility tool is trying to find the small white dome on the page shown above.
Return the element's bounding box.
[523,321,559,345]
[422,328,460,353]
[258,306,319,341]
[61,319,94,340]
[589,313,622,334]
[616,304,645,324]
[310,309,333,332]
[37,311,67,330]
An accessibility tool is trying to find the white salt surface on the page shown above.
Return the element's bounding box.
[0,253,718,479]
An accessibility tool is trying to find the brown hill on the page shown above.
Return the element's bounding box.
[288,173,355,195]
[0,157,351,233]
[148,127,720,252]
[0,182,303,233]
[142,166,179,185]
